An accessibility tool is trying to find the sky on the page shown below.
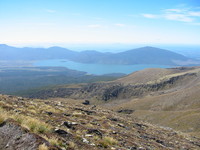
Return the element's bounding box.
[0,0,200,48]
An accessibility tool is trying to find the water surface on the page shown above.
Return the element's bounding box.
[34,59,172,75]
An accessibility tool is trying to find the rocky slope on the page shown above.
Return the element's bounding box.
[26,67,200,101]
[0,119,55,150]
[0,95,200,149]
[22,66,200,138]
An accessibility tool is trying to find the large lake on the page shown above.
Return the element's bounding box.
[34,59,172,75]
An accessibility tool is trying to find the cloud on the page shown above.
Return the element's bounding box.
[164,14,193,22]
[165,9,183,13]
[142,14,158,19]
[188,11,200,17]
[142,6,200,24]
[88,24,102,28]
[45,9,56,13]
[114,23,125,27]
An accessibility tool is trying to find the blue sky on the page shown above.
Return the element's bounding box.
[0,0,200,47]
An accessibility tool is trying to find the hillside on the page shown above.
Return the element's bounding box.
[108,67,200,137]
[26,67,200,101]
[0,44,198,66]
[0,95,200,150]
[24,66,200,138]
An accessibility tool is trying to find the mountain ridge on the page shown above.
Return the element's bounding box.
[0,44,198,66]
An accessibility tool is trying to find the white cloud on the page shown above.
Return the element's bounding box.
[114,23,125,27]
[189,11,200,17]
[142,6,200,24]
[142,14,158,19]
[165,9,183,13]
[164,14,193,22]
[88,24,102,28]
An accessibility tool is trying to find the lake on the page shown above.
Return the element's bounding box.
[34,59,173,75]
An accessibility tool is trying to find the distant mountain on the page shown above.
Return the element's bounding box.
[0,44,199,65]
[0,44,77,60]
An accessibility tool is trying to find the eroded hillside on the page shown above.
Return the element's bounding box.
[22,66,200,138]
[26,67,200,101]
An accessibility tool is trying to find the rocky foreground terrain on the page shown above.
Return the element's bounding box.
[0,94,200,150]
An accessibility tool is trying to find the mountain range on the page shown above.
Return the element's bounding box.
[0,44,199,66]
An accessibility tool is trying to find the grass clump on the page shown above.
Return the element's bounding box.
[0,113,7,124]
[41,135,67,148]
[25,118,51,134]
[0,106,51,134]
[99,136,118,148]
[47,136,63,147]
[0,107,8,124]
[14,115,24,124]
[67,141,76,149]
[38,143,48,150]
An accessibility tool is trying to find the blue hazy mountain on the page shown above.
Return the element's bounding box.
[0,44,198,66]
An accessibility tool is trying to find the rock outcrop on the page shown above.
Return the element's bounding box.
[0,119,55,150]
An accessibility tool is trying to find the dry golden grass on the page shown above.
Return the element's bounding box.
[23,117,52,134]
[68,141,76,149]
[0,112,7,124]
[99,136,118,148]
[48,137,60,146]
[38,143,48,150]
[0,107,8,124]
[0,106,52,134]
[39,104,62,114]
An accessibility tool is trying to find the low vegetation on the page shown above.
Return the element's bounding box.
[0,67,122,95]
[99,136,118,148]
[38,144,48,150]
[0,107,51,134]
[0,94,200,149]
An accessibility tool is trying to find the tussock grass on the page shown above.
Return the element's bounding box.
[0,112,7,124]
[0,107,8,124]
[68,141,76,149]
[99,136,118,148]
[42,136,60,146]
[48,137,60,146]
[23,118,52,134]
[39,104,62,114]
[41,135,68,149]
[0,106,52,134]
[38,143,48,150]
[14,115,24,124]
